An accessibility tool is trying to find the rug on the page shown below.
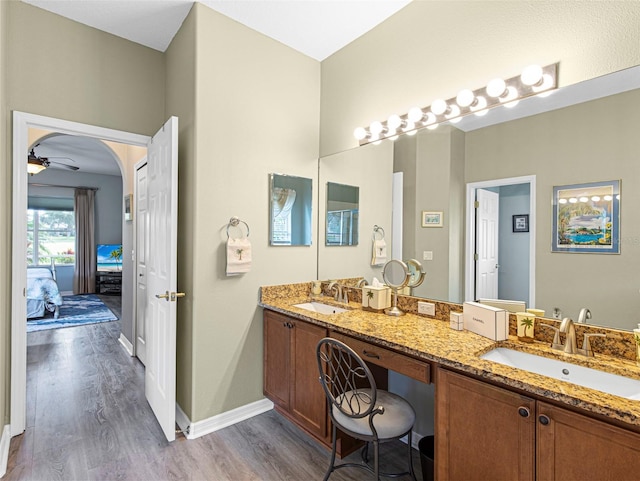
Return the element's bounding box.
[27,294,118,332]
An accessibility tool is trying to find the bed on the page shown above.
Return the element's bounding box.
[26,264,63,319]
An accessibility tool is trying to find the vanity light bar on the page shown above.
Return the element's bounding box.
[354,63,558,146]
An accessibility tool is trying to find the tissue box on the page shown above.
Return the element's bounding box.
[361,286,391,311]
[463,301,508,340]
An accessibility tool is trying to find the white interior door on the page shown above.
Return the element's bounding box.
[475,188,500,299]
[145,117,179,442]
[135,161,149,366]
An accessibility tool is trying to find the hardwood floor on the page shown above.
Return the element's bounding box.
[5,320,423,480]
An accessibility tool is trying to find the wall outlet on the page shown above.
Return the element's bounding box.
[422,251,433,261]
[418,301,436,316]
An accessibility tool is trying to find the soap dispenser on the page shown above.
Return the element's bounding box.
[634,324,640,366]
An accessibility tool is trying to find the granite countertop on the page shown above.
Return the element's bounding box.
[259,288,640,430]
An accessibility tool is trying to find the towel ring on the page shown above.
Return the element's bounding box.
[227,216,250,238]
[373,225,385,240]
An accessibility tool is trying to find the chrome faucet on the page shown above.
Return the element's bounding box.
[356,278,368,288]
[577,308,592,324]
[559,317,577,354]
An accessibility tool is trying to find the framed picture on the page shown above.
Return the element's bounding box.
[421,211,443,227]
[552,180,620,254]
[124,194,133,221]
[512,214,529,233]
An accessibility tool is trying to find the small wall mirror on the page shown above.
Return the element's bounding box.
[269,173,312,246]
[326,182,359,246]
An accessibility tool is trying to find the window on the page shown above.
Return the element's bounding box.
[27,209,76,266]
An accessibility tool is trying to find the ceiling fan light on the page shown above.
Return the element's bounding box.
[27,159,47,175]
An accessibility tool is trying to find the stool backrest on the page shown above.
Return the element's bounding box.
[316,337,379,419]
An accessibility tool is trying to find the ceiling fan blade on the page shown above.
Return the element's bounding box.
[49,161,79,171]
[47,156,77,163]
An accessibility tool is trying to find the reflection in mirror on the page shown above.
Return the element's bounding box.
[326,182,359,246]
[318,66,640,330]
[269,173,312,246]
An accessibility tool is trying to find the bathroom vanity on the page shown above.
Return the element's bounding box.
[260,282,640,480]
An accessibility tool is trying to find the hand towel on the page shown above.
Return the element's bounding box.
[226,237,252,276]
[371,239,387,266]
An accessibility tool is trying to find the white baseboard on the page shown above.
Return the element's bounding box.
[118,333,134,356]
[176,398,274,440]
[0,424,11,478]
[401,430,431,450]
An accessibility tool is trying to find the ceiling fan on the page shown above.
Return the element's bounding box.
[27,145,79,175]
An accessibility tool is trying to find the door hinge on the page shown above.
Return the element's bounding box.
[474,201,480,208]
[474,253,479,261]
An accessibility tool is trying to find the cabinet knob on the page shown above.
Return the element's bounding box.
[518,406,530,418]
[539,415,550,425]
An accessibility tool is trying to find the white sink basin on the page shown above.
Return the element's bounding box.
[481,347,640,400]
[292,302,348,315]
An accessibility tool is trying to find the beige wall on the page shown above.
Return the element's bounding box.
[466,89,640,329]
[320,1,640,157]
[188,4,320,421]
[165,4,197,419]
[1,1,166,427]
[1,0,8,427]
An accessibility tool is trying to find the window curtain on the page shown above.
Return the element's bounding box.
[73,188,96,294]
[272,187,297,218]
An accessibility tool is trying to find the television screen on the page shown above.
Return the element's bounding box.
[97,244,123,272]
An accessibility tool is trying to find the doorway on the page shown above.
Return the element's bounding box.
[11,112,150,437]
[465,175,536,307]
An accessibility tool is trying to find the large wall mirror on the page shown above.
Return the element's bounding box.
[269,173,312,246]
[317,65,640,331]
[326,182,359,246]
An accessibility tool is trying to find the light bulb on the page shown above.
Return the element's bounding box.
[532,74,554,93]
[408,107,424,123]
[388,135,400,141]
[579,196,589,203]
[427,123,439,130]
[558,199,567,204]
[486,78,507,98]
[569,197,578,204]
[445,105,461,123]
[431,99,448,116]
[423,112,436,126]
[521,65,543,86]
[604,195,613,201]
[370,121,384,136]
[456,89,475,108]
[387,114,403,131]
[354,127,368,141]
[591,196,600,202]
[470,96,488,116]
[499,86,518,103]
[403,120,416,133]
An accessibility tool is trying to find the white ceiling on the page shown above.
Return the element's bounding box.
[21,0,412,60]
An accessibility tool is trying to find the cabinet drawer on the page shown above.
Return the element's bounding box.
[331,332,431,384]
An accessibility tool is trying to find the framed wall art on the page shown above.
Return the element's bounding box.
[513,214,529,233]
[422,211,443,227]
[552,180,620,254]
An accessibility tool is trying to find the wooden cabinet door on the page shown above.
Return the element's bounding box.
[537,401,640,481]
[436,368,535,481]
[263,311,291,410]
[290,319,327,438]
